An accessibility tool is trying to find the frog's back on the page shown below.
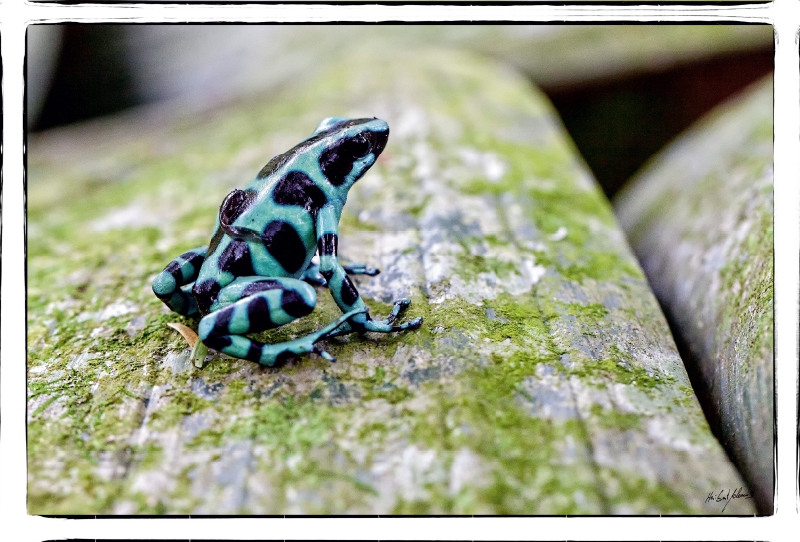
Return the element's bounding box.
[191,117,387,315]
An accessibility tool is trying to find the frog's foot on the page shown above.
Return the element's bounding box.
[152,246,208,316]
[358,297,422,333]
[384,297,412,324]
[324,299,422,338]
[360,298,422,334]
[343,263,380,276]
[300,262,328,287]
[308,307,370,361]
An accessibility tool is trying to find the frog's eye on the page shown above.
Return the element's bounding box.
[342,132,371,159]
[219,189,256,227]
[320,130,383,187]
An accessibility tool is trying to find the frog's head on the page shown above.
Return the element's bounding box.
[313,117,389,192]
[220,117,390,243]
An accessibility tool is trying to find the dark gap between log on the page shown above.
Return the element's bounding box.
[545,48,774,200]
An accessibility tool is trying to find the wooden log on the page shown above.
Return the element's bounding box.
[27,49,754,514]
[614,77,773,513]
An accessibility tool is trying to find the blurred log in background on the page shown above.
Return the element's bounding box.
[28,24,773,199]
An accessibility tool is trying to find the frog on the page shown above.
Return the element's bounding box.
[152,116,422,367]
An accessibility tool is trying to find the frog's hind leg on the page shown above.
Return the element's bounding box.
[197,277,365,366]
[152,246,208,316]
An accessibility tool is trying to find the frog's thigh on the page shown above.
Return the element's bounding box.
[200,277,317,338]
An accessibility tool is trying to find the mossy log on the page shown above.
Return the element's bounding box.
[27,49,753,514]
[614,77,773,512]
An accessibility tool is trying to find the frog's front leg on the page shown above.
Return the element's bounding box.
[196,276,364,366]
[316,206,422,334]
[300,262,328,287]
[301,260,380,287]
[342,263,380,276]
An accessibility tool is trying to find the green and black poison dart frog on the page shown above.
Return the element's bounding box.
[153,117,422,366]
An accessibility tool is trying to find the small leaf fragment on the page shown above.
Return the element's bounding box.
[167,322,208,369]
[166,322,198,348]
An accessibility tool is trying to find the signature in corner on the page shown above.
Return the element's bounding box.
[705,487,753,512]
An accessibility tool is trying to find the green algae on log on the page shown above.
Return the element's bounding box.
[614,77,773,513]
[27,49,753,514]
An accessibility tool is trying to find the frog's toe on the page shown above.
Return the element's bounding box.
[343,263,381,276]
[313,345,337,363]
[365,301,422,332]
[391,316,422,331]
[306,275,328,287]
[384,297,412,324]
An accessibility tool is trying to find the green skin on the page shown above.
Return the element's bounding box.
[152,117,422,366]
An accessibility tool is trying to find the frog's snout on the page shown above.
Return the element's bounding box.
[370,126,389,156]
